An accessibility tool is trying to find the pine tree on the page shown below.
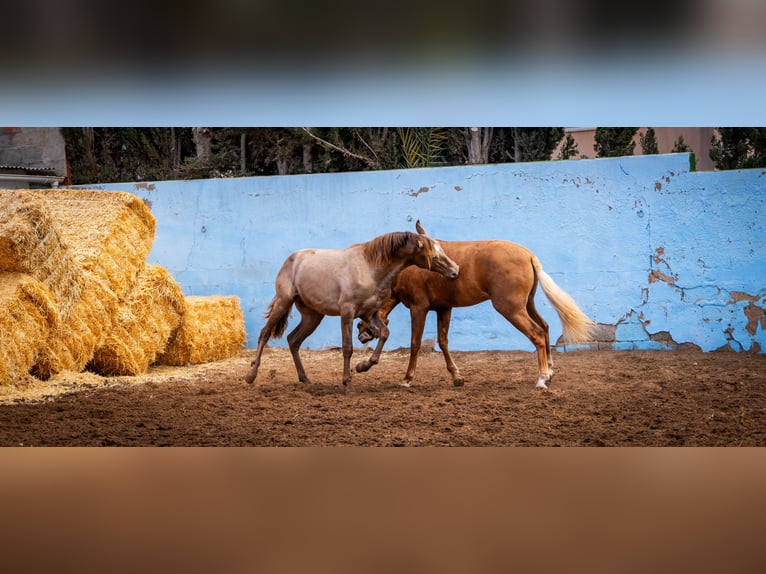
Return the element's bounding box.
[671,135,691,153]
[709,128,766,170]
[557,133,579,160]
[489,128,565,163]
[594,128,638,157]
[640,128,659,155]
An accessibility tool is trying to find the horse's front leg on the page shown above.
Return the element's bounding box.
[340,309,355,392]
[355,312,389,374]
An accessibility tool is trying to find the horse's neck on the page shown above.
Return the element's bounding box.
[372,258,411,291]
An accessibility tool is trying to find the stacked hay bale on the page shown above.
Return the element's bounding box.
[0,189,154,379]
[158,296,246,366]
[0,188,246,386]
[88,264,186,376]
[0,273,59,387]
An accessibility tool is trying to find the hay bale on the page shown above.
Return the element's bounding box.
[0,190,104,377]
[0,273,60,387]
[157,295,246,366]
[0,189,156,378]
[29,189,156,299]
[29,272,119,379]
[89,264,185,376]
[0,190,83,319]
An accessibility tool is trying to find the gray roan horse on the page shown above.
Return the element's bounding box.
[244,222,459,391]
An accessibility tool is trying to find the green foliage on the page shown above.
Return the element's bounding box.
[62,128,193,184]
[397,128,450,169]
[640,128,659,155]
[593,128,638,158]
[557,133,579,160]
[62,127,570,183]
[490,128,565,163]
[671,135,691,153]
[709,128,766,170]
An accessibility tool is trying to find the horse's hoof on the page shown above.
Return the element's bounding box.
[535,381,548,389]
[400,381,412,388]
[355,362,368,373]
[453,378,465,387]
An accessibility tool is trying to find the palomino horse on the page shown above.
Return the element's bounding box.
[358,230,594,389]
[245,222,459,391]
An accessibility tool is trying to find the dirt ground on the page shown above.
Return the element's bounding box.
[0,347,764,446]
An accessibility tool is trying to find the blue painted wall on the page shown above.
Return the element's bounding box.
[81,153,766,353]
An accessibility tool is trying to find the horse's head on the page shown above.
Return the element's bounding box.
[357,309,390,343]
[411,220,459,279]
[362,222,459,278]
[357,319,377,343]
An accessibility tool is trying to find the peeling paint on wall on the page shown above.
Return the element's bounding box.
[407,186,431,197]
[730,292,766,336]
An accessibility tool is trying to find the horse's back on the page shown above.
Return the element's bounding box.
[393,240,536,307]
[284,246,372,315]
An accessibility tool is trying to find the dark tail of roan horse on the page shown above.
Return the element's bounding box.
[264,296,291,340]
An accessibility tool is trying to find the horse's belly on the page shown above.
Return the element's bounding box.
[428,282,488,309]
[295,285,342,316]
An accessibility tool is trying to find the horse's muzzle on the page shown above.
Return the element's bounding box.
[358,328,375,343]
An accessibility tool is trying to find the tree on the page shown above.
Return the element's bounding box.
[303,128,379,172]
[397,128,450,168]
[513,128,564,162]
[62,128,192,184]
[671,135,691,153]
[557,133,579,160]
[62,126,572,183]
[594,128,638,157]
[640,128,659,155]
[709,128,766,170]
[488,128,565,163]
[465,128,494,164]
[191,127,212,162]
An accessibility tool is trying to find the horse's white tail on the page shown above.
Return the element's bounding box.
[532,256,595,344]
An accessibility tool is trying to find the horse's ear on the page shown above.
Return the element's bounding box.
[415,220,427,235]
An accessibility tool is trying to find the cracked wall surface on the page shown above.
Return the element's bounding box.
[80,153,766,354]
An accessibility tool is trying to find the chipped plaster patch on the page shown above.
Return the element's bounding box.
[729,291,766,336]
[407,186,431,197]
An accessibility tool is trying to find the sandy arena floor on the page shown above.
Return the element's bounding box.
[1,347,764,446]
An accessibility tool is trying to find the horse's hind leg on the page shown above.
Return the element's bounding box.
[437,308,463,387]
[287,302,324,385]
[245,296,292,384]
[244,325,271,384]
[526,295,553,378]
[400,304,428,387]
[491,298,551,389]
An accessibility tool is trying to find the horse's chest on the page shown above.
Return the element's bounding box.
[360,285,391,311]
[334,275,389,313]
